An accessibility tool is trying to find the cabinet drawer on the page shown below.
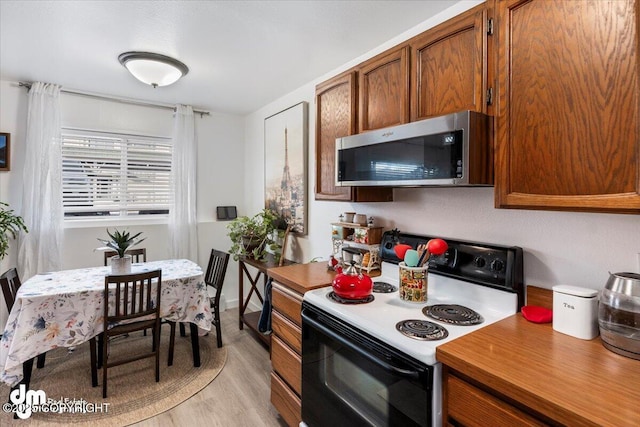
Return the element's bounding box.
[272,283,302,326]
[271,372,301,427]
[447,375,546,427]
[271,336,302,396]
[272,310,302,354]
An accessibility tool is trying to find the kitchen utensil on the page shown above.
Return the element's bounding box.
[404,249,419,267]
[427,238,448,255]
[598,272,640,359]
[417,238,449,266]
[332,261,373,300]
[394,244,412,260]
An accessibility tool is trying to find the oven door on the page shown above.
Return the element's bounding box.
[302,303,433,427]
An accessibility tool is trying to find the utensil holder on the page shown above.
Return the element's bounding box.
[399,262,428,302]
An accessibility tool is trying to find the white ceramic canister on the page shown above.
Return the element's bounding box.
[552,285,599,340]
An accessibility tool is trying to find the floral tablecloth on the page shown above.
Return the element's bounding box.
[0,259,211,386]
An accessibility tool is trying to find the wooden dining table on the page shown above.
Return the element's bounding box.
[0,259,212,387]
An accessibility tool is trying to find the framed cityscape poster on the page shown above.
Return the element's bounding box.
[264,102,308,235]
[0,133,9,171]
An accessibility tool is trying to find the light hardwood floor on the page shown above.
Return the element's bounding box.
[133,309,287,427]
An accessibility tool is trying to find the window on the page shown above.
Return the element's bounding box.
[61,129,172,219]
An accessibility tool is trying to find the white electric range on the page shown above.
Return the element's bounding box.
[300,231,524,427]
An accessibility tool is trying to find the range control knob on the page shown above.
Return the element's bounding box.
[473,257,486,268]
[490,259,505,272]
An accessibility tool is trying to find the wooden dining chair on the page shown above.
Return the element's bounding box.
[89,269,172,398]
[0,268,47,369]
[179,249,230,348]
[103,248,147,266]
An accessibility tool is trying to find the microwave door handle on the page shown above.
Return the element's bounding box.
[303,312,421,380]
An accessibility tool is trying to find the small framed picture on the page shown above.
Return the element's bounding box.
[0,133,9,171]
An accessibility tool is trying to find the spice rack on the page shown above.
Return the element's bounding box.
[331,222,383,272]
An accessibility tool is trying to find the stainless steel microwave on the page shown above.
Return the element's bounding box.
[335,110,493,187]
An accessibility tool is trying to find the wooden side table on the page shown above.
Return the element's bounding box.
[238,254,295,346]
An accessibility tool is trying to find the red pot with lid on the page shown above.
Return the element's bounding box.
[332,261,373,300]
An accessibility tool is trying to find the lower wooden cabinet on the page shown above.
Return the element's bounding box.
[270,372,301,427]
[270,283,304,427]
[271,336,301,395]
[444,370,548,426]
[267,263,335,427]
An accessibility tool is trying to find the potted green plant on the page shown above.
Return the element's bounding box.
[96,229,145,274]
[227,208,285,261]
[0,202,28,260]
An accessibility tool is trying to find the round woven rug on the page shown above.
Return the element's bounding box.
[0,327,227,426]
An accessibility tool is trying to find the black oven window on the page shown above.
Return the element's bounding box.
[302,311,431,427]
[324,348,428,426]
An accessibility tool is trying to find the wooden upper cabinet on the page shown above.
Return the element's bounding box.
[494,0,640,213]
[315,72,355,201]
[411,3,489,121]
[315,71,393,202]
[358,46,410,132]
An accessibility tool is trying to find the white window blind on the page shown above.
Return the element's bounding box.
[61,129,172,218]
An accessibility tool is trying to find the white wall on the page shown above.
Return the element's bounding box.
[0,80,246,327]
[243,1,640,295]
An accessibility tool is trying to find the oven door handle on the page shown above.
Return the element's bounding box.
[303,312,422,380]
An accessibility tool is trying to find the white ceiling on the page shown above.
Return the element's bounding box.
[0,0,458,115]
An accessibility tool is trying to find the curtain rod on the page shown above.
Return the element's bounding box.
[17,82,211,117]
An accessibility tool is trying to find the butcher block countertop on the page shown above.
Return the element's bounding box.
[436,313,640,427]
[267,262,336,295]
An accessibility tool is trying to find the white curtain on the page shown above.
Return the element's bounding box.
[18,82,63,280]
[168,104,198,261]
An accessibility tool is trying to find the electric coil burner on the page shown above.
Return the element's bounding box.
[395,319,449,341]
[423,304,484,326]
[372,281,398,293]
[327,291,374,304]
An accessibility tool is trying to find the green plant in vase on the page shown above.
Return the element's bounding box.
[96,229,145,273]
[227,208,286,261]
[0,202,28,260]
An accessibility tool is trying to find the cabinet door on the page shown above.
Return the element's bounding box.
[411,3,489,121]
[272,336,302,396]
[315,72,394,202]
[494,0,640,213]
[359,46,410,132]
[446,374,547,426]
[271,372,301,427]
[315,72,356,201]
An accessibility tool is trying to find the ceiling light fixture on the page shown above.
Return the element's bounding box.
[118,51,189,88]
